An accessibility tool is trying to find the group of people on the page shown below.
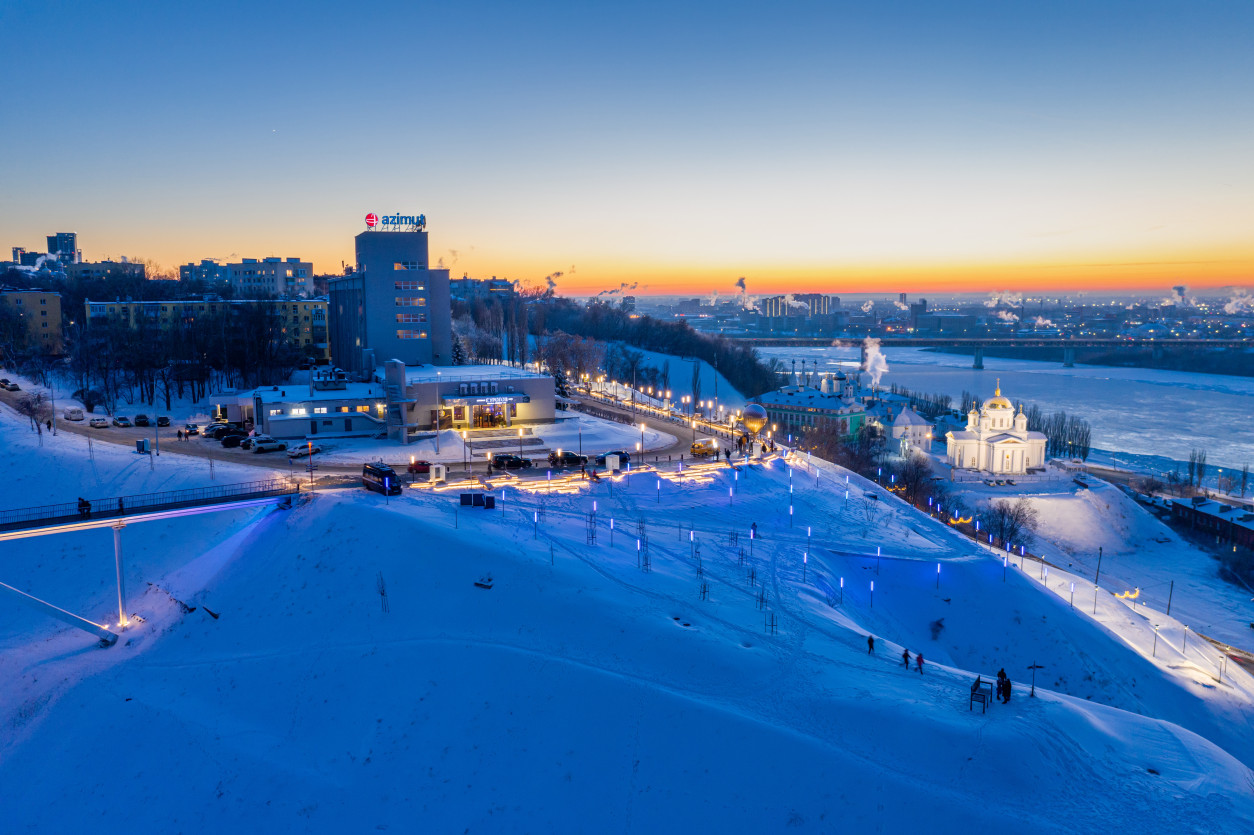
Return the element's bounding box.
[972,669,1013,704]
[865,635,927,672]
[76,497,91,518]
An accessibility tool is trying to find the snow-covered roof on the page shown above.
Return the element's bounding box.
[247,382,386,403]
[892,407,931,427]
[386,363,549,385]
[758,386,863,412]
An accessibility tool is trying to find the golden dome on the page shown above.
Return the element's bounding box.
[983,379,1013,410]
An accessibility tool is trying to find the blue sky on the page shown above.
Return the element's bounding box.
[2,1,1251,293]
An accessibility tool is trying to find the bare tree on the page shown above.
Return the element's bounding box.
[980,497,1040,548]
[15,390,51,433]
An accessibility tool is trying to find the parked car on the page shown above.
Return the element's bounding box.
[156,416,170,427]
[407,459,433,474]
[690,438,719,457]
[288,443,323,459]
[0,378,8,386]
[594,450,631,466]
[205,425,235,440]
[63,407,85,421]
[5,382,20,392]
[252,439,287,454]
[491,454,531,470]
[183,423,200,436]
[89,417,109,428]
[112,416,133,428]
[547,451,588,468]
[134,414,151,427]
[220,433,249,448]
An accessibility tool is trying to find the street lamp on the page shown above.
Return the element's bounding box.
[518,427,524,456]
[461,430,468,472]
[639,422,646,455]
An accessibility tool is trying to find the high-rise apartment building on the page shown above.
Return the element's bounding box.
[46,233,79,263]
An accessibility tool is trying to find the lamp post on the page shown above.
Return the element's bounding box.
[639,422,646,456]
[518,427,524,456]
[461,431,468,473]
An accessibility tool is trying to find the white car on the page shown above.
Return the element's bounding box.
[63,407,85,421]
[287,443,323,459]
[89,417,109,428]
[252,439,287,453]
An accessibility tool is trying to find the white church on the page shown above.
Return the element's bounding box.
[945,382,1047,475]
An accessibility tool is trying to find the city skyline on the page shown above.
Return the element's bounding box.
[3,1,1251,296]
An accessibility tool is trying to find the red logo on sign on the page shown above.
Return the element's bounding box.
[365,213,379,227]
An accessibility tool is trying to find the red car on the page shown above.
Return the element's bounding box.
[407,460,432,474]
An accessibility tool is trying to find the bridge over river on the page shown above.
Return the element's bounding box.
[727,336,1251,369]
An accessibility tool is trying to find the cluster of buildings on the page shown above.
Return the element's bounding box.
[210,217,553,444]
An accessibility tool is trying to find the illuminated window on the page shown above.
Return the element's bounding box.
[394,262,421,270]
[290,407,307,416]
[396,329,428,339]
[356,405,370,412]
[395,313,427,323]
[394,297,426,306]
[394,281,426,291]
[314,407,327,414]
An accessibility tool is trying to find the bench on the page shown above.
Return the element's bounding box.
[970,682,994,713]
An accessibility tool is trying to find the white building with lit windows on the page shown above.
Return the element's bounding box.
[944,382,1047,475]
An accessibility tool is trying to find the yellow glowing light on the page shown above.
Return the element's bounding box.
[1115,588,1141,599]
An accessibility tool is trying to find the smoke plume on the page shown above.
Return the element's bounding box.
[862,338,889,387]
[860,300,874,313]
[994,310,1019,323]
[1224,288,1253,314]
[984,290,1023,308]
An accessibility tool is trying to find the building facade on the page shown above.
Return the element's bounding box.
[46,233,79,263]
[757,374,866,441]
[0,289,63,353]
[226,257,313,297]
[85,298,329,361]
[328,227,452,376]
[66,261,146,282]
[944,383,1047,474]
[383,360,555,444]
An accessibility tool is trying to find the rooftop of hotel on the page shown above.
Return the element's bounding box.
[384,363,550,385]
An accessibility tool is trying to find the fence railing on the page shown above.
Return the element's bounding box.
[0,478,298,532]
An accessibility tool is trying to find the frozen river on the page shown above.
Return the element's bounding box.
[757,346,1254,480]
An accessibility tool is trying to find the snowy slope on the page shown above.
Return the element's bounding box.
[964,479,1254,649]
[2,420,1253,831]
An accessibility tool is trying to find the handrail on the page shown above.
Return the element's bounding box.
[0,478,298,532]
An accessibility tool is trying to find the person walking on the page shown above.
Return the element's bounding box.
[867,635,875,654]
[902,649,910,667]
[1002,677,1012,704]
[177,429,183,441]
[916,653,925,674]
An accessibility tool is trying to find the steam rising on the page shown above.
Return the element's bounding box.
[863,337,889,387]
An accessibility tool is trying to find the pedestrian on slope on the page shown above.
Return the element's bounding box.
[1002,677,1012,704]
[995,675,1005,703]
[902,649,910,667]
[177,429,183,441]
[916,653,925,674]
[867,635,875,654]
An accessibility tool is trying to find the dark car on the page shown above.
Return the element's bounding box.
[112,416,132,428]
[594,450,631,466]
[156,416,170,427]
[491,454,531,470]
[5,382,20,392]
[547,451,588,468]
[205,425,235,440]
[184,423,200,436]
[134,414,151,427]
[220,433,249,448]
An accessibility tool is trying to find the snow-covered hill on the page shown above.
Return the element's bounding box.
[2,406,1252,832]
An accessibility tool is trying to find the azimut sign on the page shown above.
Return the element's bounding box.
[366,212,426,230]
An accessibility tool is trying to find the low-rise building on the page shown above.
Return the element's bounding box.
[66,261,146,282]
[0,288,63,353]
[1170,497,1254,550]
[226,257,314,297]
[214,368,389,440]
[382,361,555,444]
[757,374,866,441]
[85,297,329,361]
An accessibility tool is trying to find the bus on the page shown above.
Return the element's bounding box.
[362,462,402,496]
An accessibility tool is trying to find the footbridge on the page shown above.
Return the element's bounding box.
[729,336,1251,369]
[0,478,299,646]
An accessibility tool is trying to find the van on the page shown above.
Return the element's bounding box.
[690,438,719,457]
[63,407,85,421]
[362,462,403,496]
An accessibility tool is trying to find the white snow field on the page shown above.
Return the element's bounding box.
[2,406,1253,832]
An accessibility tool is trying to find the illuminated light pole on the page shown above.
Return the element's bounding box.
[1070,581,1075,608]
[839,576,844,604]
[936,562,940,589]
[518,427,524,457]
[870,579,874,609]
[461,431,468,473]
[1183,625,1189,653]
[803,551,808,581]
[1152,624,1159,658]
[640,422,646,455]
[876,545,881,575]
[1003,555,1007,582]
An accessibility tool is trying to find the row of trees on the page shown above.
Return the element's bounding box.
[59,307,305,414]
[886,383,953,419]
